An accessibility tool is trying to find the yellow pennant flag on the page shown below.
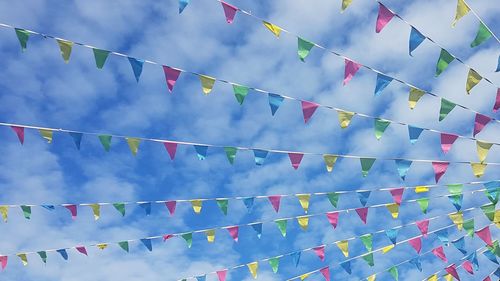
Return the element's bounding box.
[444,274,453,281]
[247,262,258,279]
[427,274,438,281]
[126,138,140,156]
[471,162,487,178]
[89,204,100,220]
[39,129,53,143]
[297,216,309,231]
[452,0,470,27]
[367,274,376,281]
[341,0,353,12]
[96,243,108,250]
[0,206,8,222]
[17,253,28,266]
[449,212,463,230]
[262,21,281,37]
[191,199,202,214]
[465,69,482,94]
[337,110,355,129]
[408,87,425,110]
[382,244,394,254]
[337,240,349,257]
[323,154,338,172]
[415,185,429,193]
[494,210,499,228]
[205,229,215,243]
[300,273,310,280]
[56,39,74,63]
[199,75,216,95]
[386,203,400,219]
[476,141,493,162]
[296,194,311,213]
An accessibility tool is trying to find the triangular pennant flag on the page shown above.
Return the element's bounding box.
[340,261,351,274]
[417,198,429,214]
[432,161,449,183]
[98,135,112,152]
[20,205,31,219]
[320,266,330,281]
[410,257,422,272]
[289,153,304,170]
[474,113,491,137]
[470,22,492,47]
[89,204,100,220]
[409,27,425,56]
[362,253,374,266]
[452,0,470,27]
[11,126,25,144]
[374,118,390,139]
[296,194,310,213]
[449,212,464,230]
[17,253,28,266]
[139,202,151,215]
[476,141,493,162]
[497,59,500,73]
[69,132,83,150]
[439,98,456,121]
[480,204,495,221]
[448,183,463,195]
[232,84,249,105]
[360,158,376,177]
[76,246,88,256]
[227,226,239,242]
[313,246,325,261]
[268,195,281,212]
[216,270,227,281]
[435,48,454,76]
[462,260,473,275]
[449,194,463,211]
[435,229,449,245]
[385,228,399,244]
[42,205,55,211]
[126,138,140,156]
[463,218,474,237]
[452,236,467,255]
[375,3,394,33]
[432,246,448,262]
[445,264,460,281]
[220,1,238,24]
[113,203,126,216]
[323,155,338,172]
[484,181,499,204]
[118,241,129,252]
[466,69,482,94]
[127,57,144,82]
[408,125,424,144]
[408,88,426,110]
[216,199,229,215]
[356,207,368,224]
[0,206,8,222]
[262,21,281,37]
[165,200,177,215]
[15,28,30,51]
[390,188,404,205]
[196,276,206,281]
[388,266,398,281]
[337,240,349,257]
[269,257,280,273]
[408,237,422,253]
[297,216,309,231]
[181,233,193,248]
[253,149,268,165]
[93,48,110,69]
[205,229,215,243]
[341,0,353,12]
[199,75,216,95]
[163,142,177,160]
[64,204,77,219]
[163,66,181,93]
[382,244,395,253]
[476,226,493,246]
[483,246,498,264]
[427,274,438,281]
[247,262,258,279]
[416,219,429,237]
[251,223,262,238]
[275,219,287,237]
[194,145,208,160]
[386,203,399,219]
[471,162,487,177]
[343,59,361,85]
[39,129,53,143]
[297,37,314,62]
[56,249,68,260]
[190,199,202,214]
[301,101,319,123]
[326,192,340,208]
[37,251,47,264]
[495,88,500,112]
[291,252,301,267]
[268,93,284,116]
[326,211,339,229]
[440,133,459,154]
[179,0,189,13]
[57,39,73,63]
[360,234,373,251]
[374,74,393,97]
[395,159,411,180]
[415,186,429,193]
[357,191,371,206]
[243,197,254,212]
[337,110,355,128]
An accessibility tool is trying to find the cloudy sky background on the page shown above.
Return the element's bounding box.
[0,0,498,280]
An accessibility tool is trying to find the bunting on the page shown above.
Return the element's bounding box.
[375,3,394,33]
[409,27,425,56]
[452,0,470,27]
[470,22,492,47]
[408,88,425,110]
[465,69,482,94]
[435,49,455,77]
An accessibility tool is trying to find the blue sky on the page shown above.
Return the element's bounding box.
[0,0,498,280]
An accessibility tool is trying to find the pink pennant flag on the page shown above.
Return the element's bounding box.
[217,269,228,281]
[76,246,88,256]
[445,264,460,280]
[416,219,429,237]
[473,113,491,137]
[162,234,173,241]
[313,245,325,261]
[221,1,238,23]
[493,88,500,112]
[343,59,361,86]
[432,246,448,262]
[389,188,404,205]
[355,207,368,224]
[0,256,7,270]
[432,162,449,183]
[483,276,491,281]
[227,226,239,242]
[320,266,330,281]
[162,66,181,93]
[165,201,177,216]
[288,153,304,170]
[475,225,493,246]
[408,237,422,253]
[326,211,339,229]
[10,126,25,144]
[440,133,459,154]
[462,260,473,275]
[268,195,281,213]
[163,142,178,160]
[375,3,395,33]
[301,100,320,123]
[64,204,78,219]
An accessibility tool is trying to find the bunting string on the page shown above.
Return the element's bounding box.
[458,0,500,44]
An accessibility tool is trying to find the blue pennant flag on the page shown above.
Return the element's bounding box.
[483,250,498,264]
[194,145,208,160]
[69,132,83,150]
[395,159,412,180]
[268,93,284,116]
[128,57,144,82]
[465,251,478,271]
[408,125,424,144]
[139,202,151,215]
[253,149,269,165]
[385,228,399,245]
[340,261,351,274]
[357,191,371,207]
[494,267,500,278]
[196,276,206,281]
[243,197,254,212]
[251,223,262,238]
[140,239,153,251]
[409,27,425,56]
[409,257,422,272]
[496,55,500,72]
[374,73,393,96]
[179,0,190,13]
[56,249,68,260]
[291,251,301,267]
[435,229,449,245]
[484,180,499,204]
[452,236,467,255]
[448,194,463,211]
[42,205,55,211]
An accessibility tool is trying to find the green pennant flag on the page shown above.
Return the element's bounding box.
[98,135,112,152]
[93,48,110,69]
[374,118,390,140]
[182,233,193,248]
[416,198,429,214]
[15,28,30,51]
[447,184,463,195]
[269,257,280,273]
[113,203,126,216]
[360,158,376,177]
[326,192,340,208]
[361,253,374,267]
[118,241,129,252]
[435,49,454,76]
[37,251,47,263]
[56,39,74,63]
[275,219,287,237]
[388,266,398,281]
[223,147,237,164]
[463,218,474,237]
[481,203,495,221]
[20,205,31,219]
[470,22,492,48]
[297,37,314,62]
[216,199,229,215]
[487,240,500,257]
[360,234,373,251]
[439,98,456,121]
[126,138,140,156]
[232,84,249,105]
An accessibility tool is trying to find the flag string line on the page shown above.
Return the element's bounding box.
[286,222,494,281]
[211,0,500,124]
[0,21,498,133]
[461,0,500,44]
[2,121,500,166]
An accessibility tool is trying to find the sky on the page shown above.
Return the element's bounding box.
[0,0,499,280]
